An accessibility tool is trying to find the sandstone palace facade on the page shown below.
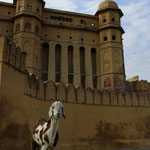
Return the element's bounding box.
[0,0,150,150]
[0,0,126,91]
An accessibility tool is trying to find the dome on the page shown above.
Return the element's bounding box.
[97,0,118,12]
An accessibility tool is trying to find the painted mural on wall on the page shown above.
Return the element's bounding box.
[114,77,125,91]
[104,78,112,89]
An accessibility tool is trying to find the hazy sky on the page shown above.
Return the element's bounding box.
[1,0,150,82]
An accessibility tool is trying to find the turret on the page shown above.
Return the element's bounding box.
[95,0,125,91]
[13,0,45,78]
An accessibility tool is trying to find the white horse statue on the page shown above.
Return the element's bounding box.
[32,100,65,150]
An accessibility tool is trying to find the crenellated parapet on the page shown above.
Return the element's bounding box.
[24,71,150,107]
[0,36,26,72]
[126,80,150,93]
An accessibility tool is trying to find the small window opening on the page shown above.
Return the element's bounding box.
[112,35,116,40]
[104,36,107,41]
[6,30,8,33]
[35,25,39,34]
[18,4,22,11]
[112,18,115,22]
[45,34,47,37]
[70,37,72,39]
[81,38,84,42]
[36,8,40,13]
[24,23,31,32]
[103,18,106,23]
[80,20,84,24]
[8,12,11,15]
[57,35,60,38]
[16,23,20,32]
[69,19,72,22]
[93,40,95,42]
[27,4,32,10]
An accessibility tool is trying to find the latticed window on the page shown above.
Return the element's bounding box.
[16,23,20,32]
[27,3,32,10]
[24,23,31,32]
[35,25,39,34]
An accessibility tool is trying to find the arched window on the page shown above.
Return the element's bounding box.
[41,43,49,81]
[55,44,61,82]
[18,4,22,11]
[35,25,39,34]
[91,48,97,89]
[80,47,85,88]
[68,45,74,84]
[27,2,32,10]
[24,23,31,32]
[103,16,106,23]
[16,23,20,32]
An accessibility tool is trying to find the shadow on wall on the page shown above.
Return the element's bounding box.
[0,98,31,150]
[77,116,150,150]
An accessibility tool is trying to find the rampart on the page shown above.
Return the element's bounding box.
[25,73,150,107]
[0,36,150,150]
[0,36,26,72]
[126,80,150,93]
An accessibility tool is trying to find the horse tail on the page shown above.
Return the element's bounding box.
[32,139,39,150]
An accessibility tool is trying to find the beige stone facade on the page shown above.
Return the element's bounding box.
[0,0,125,90]
[0,36,150,150]
[0,1,150,150]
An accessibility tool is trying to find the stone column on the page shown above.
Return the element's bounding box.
[73,44,80,87]
[85,46,93,88]
[61,44,68,85]
[48,41,55,82]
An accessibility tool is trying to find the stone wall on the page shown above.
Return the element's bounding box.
[126,80,150,93]
[1,36,150,150]
[24,72,150,107]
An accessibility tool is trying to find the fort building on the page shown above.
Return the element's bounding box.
[0,0,150,150]
[0,0,125,91]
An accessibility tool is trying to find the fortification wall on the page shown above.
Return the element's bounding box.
[126,80,150,93]
[1,36,150,150]
[24,73,150,107]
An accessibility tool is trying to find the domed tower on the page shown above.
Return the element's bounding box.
[13,0,45,77]
[95,0,125,91]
